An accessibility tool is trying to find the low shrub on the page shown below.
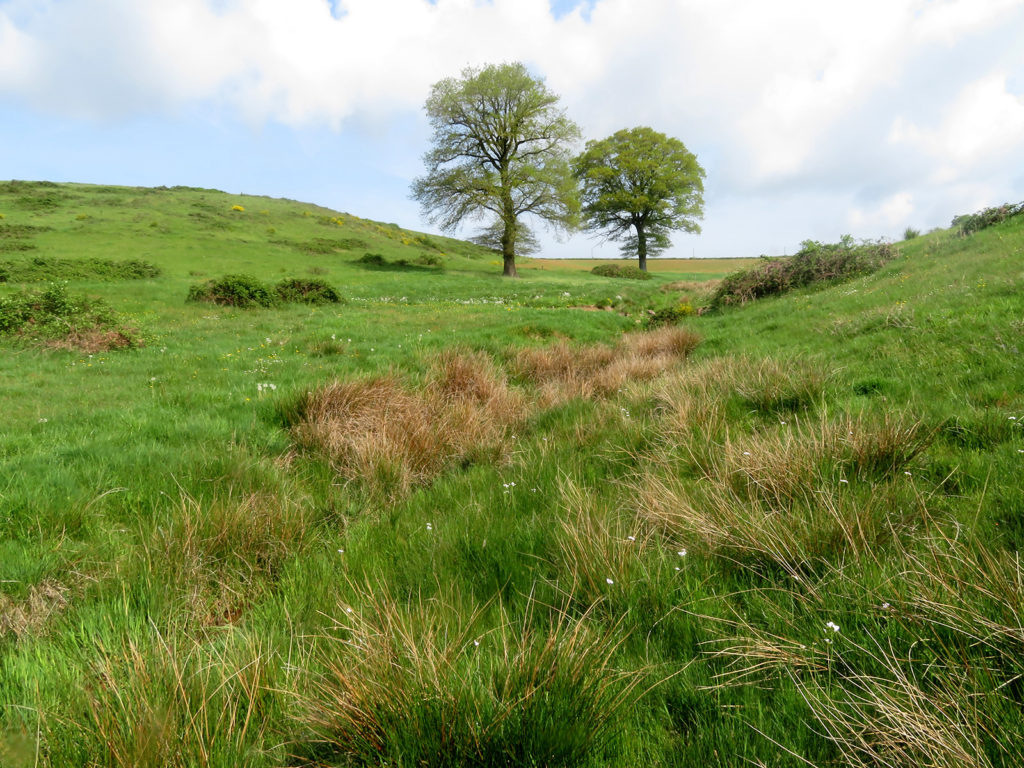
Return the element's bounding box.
[0,283,138,349]
[645,303,695,329]
[357,252,386,266]
[274,278,343,305]
[187,274,279,308]
[902,227,920,240]
[952,200,1024,235]
[591,263,652,280]
[710,237,895,308]
[415,252,444,267]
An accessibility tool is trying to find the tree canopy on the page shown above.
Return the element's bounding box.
[574,127,705,271]
[410,62,580,277]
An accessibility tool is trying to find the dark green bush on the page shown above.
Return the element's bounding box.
[186,274,279,308]
[357,252,386,266]
[415,252,444,267]
[903,227,921,240]
[710,237,895,309]
[591,263,653,280]
[645,303,696,329]
[952,201,1024,235]
[0,283,134,348]
[274,278,343,305]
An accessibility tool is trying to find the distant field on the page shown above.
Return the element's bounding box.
[523,256,759,276]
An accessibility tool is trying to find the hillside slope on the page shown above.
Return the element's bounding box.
[1,182,1022,767]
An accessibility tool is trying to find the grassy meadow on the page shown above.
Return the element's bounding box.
[1,180,1023,767]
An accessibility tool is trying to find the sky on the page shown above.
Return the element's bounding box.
[1,0,1023,259]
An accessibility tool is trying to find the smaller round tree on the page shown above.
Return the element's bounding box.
[574,127,705,271]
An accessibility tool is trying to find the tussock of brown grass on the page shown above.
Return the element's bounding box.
[151,490,312,624]
[293,350,521,495]
[43,328,137,352]
[0,579,70,638]
[513,326,700,403]
[699,510,1024,768]
[295,582,643,766]
[634,411,932,572]
[82,628,275,768]
[553,479,658,602]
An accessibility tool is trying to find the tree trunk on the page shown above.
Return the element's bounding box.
[501,194,518,278]
[636,225,648,272]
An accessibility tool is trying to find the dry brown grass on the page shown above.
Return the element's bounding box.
[0,579,70,639]
[513,326,700,403]
[295,581,643,766]
[80,627,276,768]
[633,411,932,573]
[149,490,312,624]
[292,349,522,496]
[43,328,138,352]
[697,508,1024,768]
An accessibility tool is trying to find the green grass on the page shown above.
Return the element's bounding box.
[1,181,1023,766]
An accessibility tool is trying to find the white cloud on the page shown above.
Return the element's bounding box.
[889,72,1024,182]
[848,191,915,232]
[1,0,1022,254]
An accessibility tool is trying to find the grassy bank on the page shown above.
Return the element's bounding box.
[1,181,1022,767]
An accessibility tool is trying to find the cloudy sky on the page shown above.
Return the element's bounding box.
[1,0,1022,259]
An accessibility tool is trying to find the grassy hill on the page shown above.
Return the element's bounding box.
[1,181,1022,767]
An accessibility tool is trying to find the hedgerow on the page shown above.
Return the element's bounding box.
[591,263,653,280]
[709,237,895,309]
[0,256,161,283]
[952,200,1024,236]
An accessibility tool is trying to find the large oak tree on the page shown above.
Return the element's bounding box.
[574,127,705,271]
[411,62,580,277]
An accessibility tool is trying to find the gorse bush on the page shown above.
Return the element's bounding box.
[952,200,1024,235]
[273,278,343,305]
[645,303,696,329]
[0,283,137,350]
[188,275,345,308]
[591,263,653,280]
[187,274,279,308]
[710,236,895,308]
[0,256,161,283]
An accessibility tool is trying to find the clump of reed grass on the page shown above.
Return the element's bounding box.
[72,627,278,768]
[634,410,932,573]
[290,350,521,496]
[291,583,643,767]
[700,510,1024,768]
[147,489,313,624]
[513,326,700,403]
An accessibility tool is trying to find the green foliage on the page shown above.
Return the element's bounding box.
[0,256,161,283]
[357,252,386,266]
[644,302,696,328]
[591,263,653,280]
[411,62,581,276]
[273,278,343,305]
[952,200,1024,235]
[574,126,705,270]
[186,274,279,308]
[0,282,129,344]
[903,226,921,240]
[710,237,896,308]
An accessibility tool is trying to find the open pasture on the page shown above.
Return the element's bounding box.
[1,182,1023,767]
